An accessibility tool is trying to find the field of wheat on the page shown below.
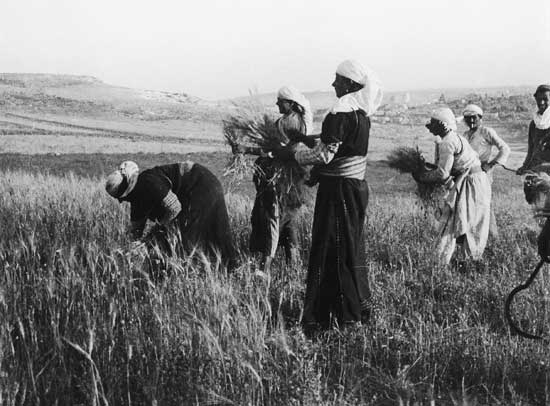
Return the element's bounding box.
[1,151,550,405]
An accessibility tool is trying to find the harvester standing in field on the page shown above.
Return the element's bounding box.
[232,86,313,272]
[105,160,238,269]
[415,107,491,265]
[272,60,382,334]
[462,104,510,237]
[516,85,550,259]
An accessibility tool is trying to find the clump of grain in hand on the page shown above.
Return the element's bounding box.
[223,98,290,187]
[386,146,444,203]
[386,146,426,174]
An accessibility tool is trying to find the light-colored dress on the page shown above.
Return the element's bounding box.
[464,125,510,236]
[423,131,491,264]
[464,126,510,177]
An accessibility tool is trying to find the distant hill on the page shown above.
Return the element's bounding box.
[0,73,231,155]
[0,73,223,122]
[0,73,102,88]
[237,85,537,113]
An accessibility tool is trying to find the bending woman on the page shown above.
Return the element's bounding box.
[105,160,238,269]
[274,60,383,333]
[234,86,313,271]
[417,107,491,265]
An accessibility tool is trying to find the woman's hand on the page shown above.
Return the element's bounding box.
[305,165,321,186]
[300,136,317,149]
[481,161,496,172]
[231,143,247,155]
[271,145,296,161]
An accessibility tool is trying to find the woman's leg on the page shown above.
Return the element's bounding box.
[279,208,300,265]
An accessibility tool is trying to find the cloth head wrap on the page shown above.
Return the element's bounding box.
[429,107,457,131]
[463,104,483,117]
[534,84,550,97]
[331,59,383,116]
[533,84,550,130]
[277,86,313,134]
[105,160,139,199]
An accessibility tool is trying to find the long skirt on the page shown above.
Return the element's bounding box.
[302,177,371,329]
[437,171,491,264]
[175,164,238,268]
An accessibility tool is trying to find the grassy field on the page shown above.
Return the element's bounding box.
[2,151,550,405]
[2,73,548,404]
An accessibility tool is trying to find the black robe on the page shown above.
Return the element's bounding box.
[124,163,237,267]
[520,121,550,172]
[302,110,371,329]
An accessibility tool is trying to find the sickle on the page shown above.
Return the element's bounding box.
[496,163,519,173]
[505,259,547,340]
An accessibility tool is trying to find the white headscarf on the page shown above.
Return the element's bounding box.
[330,59,383,116]
[277,86,313,134]
[533,107,550,130]
[463,104,483,117]
[430,107,457,131]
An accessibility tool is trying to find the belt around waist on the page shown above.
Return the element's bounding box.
[318,156,367,179]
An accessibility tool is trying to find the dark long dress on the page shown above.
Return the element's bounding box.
[521,122,550,202]
[124,162,237,267]
[249,112,307,259]
[521,122,550,262]
[302,110,371,330]
[520,122,550,172]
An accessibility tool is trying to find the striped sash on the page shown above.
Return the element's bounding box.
[319,156,367,179]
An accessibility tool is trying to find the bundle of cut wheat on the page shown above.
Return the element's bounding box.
[386,146,426,174]
[223,111,286,152]
[386,146,444,202]
[223,99,296,189]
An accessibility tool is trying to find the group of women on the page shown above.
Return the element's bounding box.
[104,58,550,334]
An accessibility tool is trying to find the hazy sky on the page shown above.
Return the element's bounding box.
[2,0,550,99]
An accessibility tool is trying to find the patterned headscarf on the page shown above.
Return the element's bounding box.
[105,161,139,199]
[277,86,313,134]
[430,107,457,131]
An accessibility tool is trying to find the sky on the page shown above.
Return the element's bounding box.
[1,0,550,100]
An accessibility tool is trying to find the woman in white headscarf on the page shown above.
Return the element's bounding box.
[105,160,238,269]
[273,59,382,334]
[233,86,313,272]
[415,107,491,265]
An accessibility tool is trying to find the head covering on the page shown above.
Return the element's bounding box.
[331,59,383,116]
[277,86,313,134]
[533,84,550,97]
[429,107,457,132]
[105,160,139,199]
[463,104,483,117]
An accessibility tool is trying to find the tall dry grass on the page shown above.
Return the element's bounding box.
[0,169,549,405]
